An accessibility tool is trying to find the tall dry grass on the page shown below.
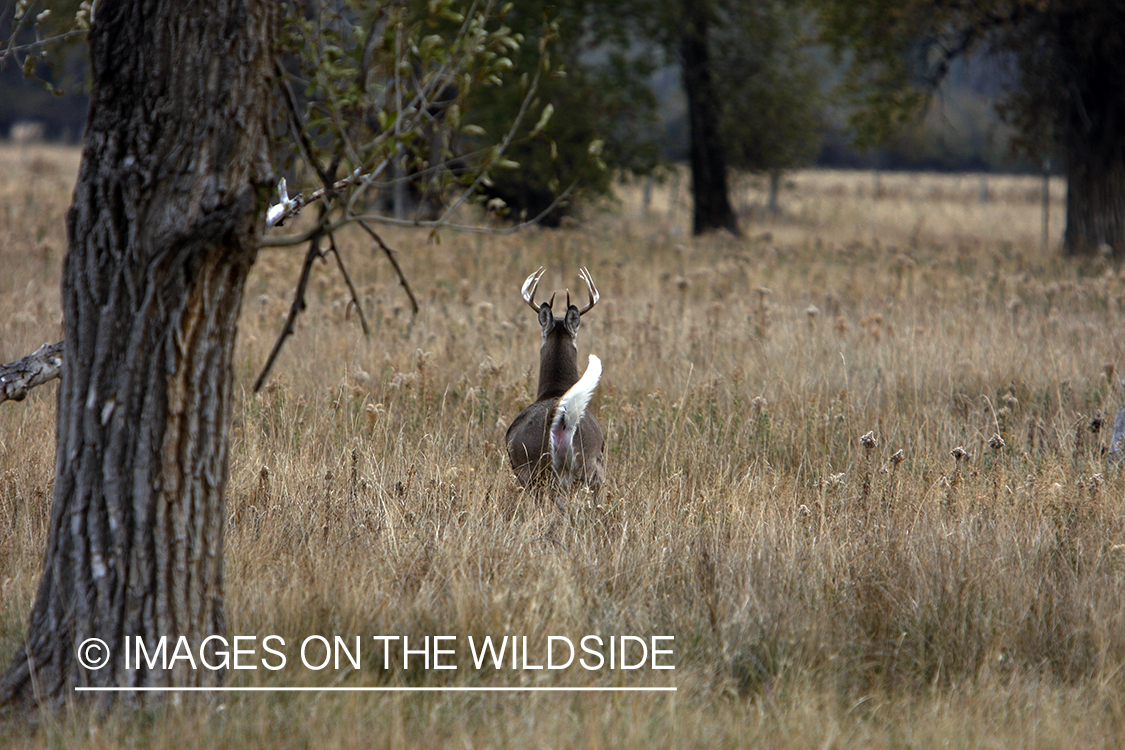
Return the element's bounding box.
[3,145,1125,748]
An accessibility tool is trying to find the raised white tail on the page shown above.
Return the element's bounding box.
[550,354,602,480]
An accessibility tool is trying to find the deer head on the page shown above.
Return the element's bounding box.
[520,267,599,401]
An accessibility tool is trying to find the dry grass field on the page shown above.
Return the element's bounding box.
[2,142,1125,748]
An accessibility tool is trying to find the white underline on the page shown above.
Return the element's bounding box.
[75,686,676,693]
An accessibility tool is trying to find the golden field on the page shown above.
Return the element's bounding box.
[2,143,1125,748]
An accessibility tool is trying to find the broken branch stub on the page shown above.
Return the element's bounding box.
[0,341,64,405]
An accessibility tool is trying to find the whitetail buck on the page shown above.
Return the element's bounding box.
[506,267,605,508]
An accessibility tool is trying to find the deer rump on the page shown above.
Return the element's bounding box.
[505,398,605,497]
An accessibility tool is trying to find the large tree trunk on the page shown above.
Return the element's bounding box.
[1053,5,1125,257]
[681,0,739,236]
[1062,136,1125,257]
[0,0,274,710]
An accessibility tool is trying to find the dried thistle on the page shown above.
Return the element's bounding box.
[986,435,1006,504]
[858,432,878,508]
[859,431,877,508]
[883,448,905,511]
[945,446,969,513]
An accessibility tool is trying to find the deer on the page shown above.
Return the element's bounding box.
[506,267,605,510]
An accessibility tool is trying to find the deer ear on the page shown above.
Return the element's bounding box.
[564,306,581,334]
[539,303,553,331]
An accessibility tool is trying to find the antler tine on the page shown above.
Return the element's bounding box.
[521,267,546,312]
[577,267,599,315]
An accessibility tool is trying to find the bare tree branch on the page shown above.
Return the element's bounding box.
[249,1,572,392]
[277,63,336,191]
[0,29,87,61]
[253,73,391,391]
[327,232,370,336]
[357,219,419,315]
[265,163,390,231]
[253,232,326,393]
[0,341,63,405]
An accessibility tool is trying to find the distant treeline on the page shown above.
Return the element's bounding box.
[1,44,1038,174]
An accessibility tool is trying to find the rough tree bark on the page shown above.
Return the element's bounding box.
[0,0,274,710]
[1062,123,1125,257]
[681,0,739,236]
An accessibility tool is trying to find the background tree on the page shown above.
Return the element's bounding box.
[619,0,827,235]
[815,0,1125,257]
[456,0,827,233]
[0,0,538,711]
[679,0,740,235]
[711,0,826,212]
[462,0,662,226]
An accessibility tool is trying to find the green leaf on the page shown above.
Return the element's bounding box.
[530,103,554,136]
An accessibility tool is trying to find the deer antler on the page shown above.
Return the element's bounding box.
[577,267,599,316]
[521,267,546,312]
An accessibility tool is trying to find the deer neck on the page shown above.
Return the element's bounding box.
[535,343,580,401]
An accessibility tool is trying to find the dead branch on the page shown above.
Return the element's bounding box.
[0,341,63,405]
[278,65,336,188]
[357,219,419,315]
[251,82,388,392]
[253,231,326,393]
[327,232,370,336]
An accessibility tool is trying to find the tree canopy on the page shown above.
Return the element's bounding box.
[461,0,661,225]
[712,0,826,177]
